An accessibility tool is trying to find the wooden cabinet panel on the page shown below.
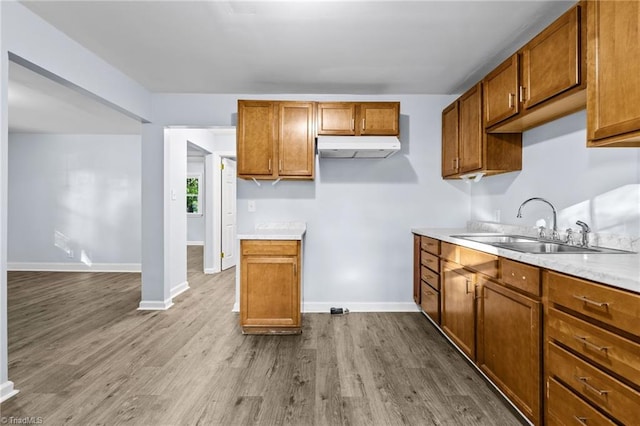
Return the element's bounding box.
[588,0,640,146]
[547,377,616,426]
[522,5,581,110]
[317,103,356,135]
[240,240,301,334]
[441,261,476,359]
[483,55,519,128]
[441,101,459,177]
[545,271,640,338]
[237,101,276,177]
[421,282,440,324]
[547,307,640,388]
[477,278,541,424]
[547,342,640,426]
[501,258,541,297]
[413,234,421,305]
[359,102,400,135]
[459,83,483,174]
[317,102,399,136]
[237,100,315,180]
[278,102,315,177]
[420,236,440,255]
[441,242,498,278]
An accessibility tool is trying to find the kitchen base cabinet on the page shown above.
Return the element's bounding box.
[414,235,441,324]
[240,240,301,334]
[477,277,541,425]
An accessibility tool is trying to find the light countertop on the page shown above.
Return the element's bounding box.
[237,222,306,240]
[412,227,640,294]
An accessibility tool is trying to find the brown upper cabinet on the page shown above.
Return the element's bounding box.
[237,100,315,180]
[442,83,522,179]
[317,102,399,136]
[587,0,640,147]
[484,3,586,133]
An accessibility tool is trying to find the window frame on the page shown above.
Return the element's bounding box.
[186,173,202,216]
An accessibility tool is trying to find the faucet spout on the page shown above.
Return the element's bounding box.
[516,197,559,239]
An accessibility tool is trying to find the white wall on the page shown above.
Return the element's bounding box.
[187,157,205,244]
[7,133,141,270]
[470,110,640,237]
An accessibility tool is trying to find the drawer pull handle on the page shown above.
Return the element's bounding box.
[573,416,588,425]
[572,295,610,308]
[573,335,609,352]
[575,376,610,397]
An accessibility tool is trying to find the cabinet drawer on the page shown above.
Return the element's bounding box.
[547,342,640,426]
[421,282,440,324]
[420,236,440,255]
[545,271,640,338]
[421,266,440,291]
[420,251,439,272]
[241,240,299,256]
[547,307,640,388]
[501,258,541,297]
[441,242,498,278]
[547,377,616,426]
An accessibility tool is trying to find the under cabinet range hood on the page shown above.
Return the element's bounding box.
[317,136,401,159]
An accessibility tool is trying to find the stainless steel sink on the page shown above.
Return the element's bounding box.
[450,234,634,254]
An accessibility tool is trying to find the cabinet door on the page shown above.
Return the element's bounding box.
[587,0,640,146]
[240,254,300,328]
[278,102,315,178]
[441,101,459,177]
[441,261,476,359]
[477,278,541,425]
[522,5,581,110]
[237,100,276,177]
[458,83,483,174]
[317,102,356,135]
[358,102,400,135]
[484,55,519,128]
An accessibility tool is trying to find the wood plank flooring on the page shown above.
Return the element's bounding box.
[1,246,523,425]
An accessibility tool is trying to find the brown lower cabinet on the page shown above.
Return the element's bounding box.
[441,260,477,359]
[240,240,301,334]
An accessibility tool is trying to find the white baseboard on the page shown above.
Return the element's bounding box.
[7,262,141,273]
[302,302,420,313]
[232,302,239,312]
[187,241,204,246]
[138,299,173,310]
[0,380,19,402]
[204,268,218,274]
[170,281,190,299]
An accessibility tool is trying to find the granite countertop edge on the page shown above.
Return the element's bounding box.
[412,227,640,294]
[237,223,306,241]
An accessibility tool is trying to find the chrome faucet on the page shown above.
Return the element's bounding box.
[517,197,559,240]
[575,220,591,247]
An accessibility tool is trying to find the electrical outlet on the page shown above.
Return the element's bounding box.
[248,200,256,212]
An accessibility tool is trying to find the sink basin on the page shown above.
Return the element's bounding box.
[450,234,634,254]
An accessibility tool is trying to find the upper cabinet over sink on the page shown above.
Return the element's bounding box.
[484,3,586,133]
[317,102,399,136]
[587,0,640,147]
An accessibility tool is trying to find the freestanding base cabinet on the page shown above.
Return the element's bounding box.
[240,240,301,334]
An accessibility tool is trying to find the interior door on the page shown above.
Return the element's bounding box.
[221,158,237,270]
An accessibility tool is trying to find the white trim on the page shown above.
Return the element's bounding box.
[232,302,239,312]
[138,299,173,310]
[170,281,190,299]
[0,381,19,402]
[187,241,204,246]
[7,262,141,272]
[204,268,217,275]
[302,302,420,313]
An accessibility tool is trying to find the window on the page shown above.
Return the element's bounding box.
[187,174,202,215]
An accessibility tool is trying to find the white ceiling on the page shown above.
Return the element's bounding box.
[11,0,574,133]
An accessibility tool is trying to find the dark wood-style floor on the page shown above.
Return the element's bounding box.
[1,246,523,425]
